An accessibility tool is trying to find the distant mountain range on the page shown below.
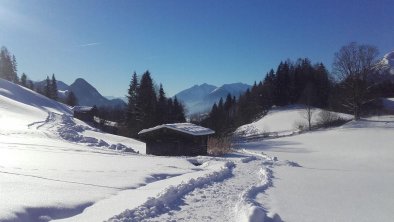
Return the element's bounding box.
[35,78,126,108]
[175,82,251,115]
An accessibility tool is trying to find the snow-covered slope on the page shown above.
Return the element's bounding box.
[0,79,71,114]
[236,105,353,137]
[176,82,251,115]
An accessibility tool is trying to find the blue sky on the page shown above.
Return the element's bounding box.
[0,0,393,97]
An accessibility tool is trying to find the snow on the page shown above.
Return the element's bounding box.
[139,123,215,136]
[383,51,394,65]
[72,106,94,112]
[1,78,394,221]
[237,116,394,222]
[0,79,195,221]
[0,79,72,116]
[378,51,394,75]
[141,155,277,222]
[236,105,352,138]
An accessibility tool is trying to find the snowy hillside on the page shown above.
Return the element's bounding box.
[236,105,353,138]
[176,82,250,115]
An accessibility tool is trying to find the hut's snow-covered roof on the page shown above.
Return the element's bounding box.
[72,106,94,112]
[138,123,215,136]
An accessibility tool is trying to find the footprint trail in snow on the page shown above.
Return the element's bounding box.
[146,155,274,222]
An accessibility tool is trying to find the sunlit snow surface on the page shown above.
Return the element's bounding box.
[1,78,394,222]
[237,116,394,222]
[139,123,215,136]
[0,79,199,221]
[236,105,353,137]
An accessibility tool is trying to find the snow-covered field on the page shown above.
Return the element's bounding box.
[1,78,394,222]
[236,116,394,222]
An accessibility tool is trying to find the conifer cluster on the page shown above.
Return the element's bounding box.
[0,47,19,83]
[126,71,186,137]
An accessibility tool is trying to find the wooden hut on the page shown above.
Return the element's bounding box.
[138,123,215,156]
[72,106,97,122]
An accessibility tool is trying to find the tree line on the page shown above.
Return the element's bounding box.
[201,42,392,136]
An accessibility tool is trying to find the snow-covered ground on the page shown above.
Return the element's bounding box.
[1,78,394,221]
[0,80,230,221]
[236,116,394,222]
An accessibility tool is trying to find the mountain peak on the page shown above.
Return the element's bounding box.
[73,78,90,85]
[69,78,125,107]
[175,82,251,115]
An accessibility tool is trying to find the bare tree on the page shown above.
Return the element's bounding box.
[333,42,379,120]
[300,83,316,131]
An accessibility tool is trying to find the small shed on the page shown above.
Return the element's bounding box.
[138,123,215,156]
[72,106,97,122]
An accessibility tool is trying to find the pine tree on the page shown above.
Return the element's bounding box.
[126,72,139,136]
[20,73,27,87]
[0,47,18,82]
[173,96,186,122]
[313,63,331,108]
[275,61,291,106]
[45,76,51,98]
[12,55,18,83]
[224,94,233,112]
[156,84,168,124]
[27,80,34,90]
[66,91,78,106]
[167,98,174,122]
[51,74,58,100]
[136,71,157,130]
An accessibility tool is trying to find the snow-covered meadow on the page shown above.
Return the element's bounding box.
[1,78,394,222]
[236,116,394,222]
